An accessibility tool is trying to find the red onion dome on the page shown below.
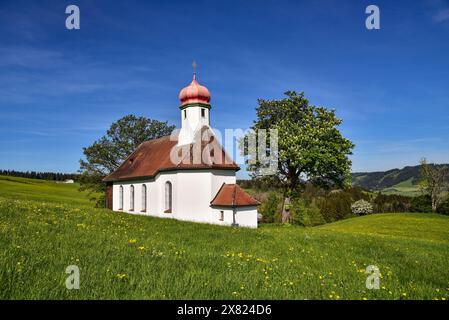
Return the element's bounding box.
[178,74,211,107]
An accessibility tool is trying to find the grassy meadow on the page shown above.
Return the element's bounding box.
[0,175,91,206]
[381,178,422,197]
[1,175,449,300]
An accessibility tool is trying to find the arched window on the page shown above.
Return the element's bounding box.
[130,185,135,211]
[141,184,147,212]
[119,185,124,210]
[165,181,172,213]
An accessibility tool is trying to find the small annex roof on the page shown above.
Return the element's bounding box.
[103,127,239,182]
[210,183,260,207]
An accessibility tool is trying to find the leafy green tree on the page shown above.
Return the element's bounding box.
[289,198,325,226]
[79,115,175,206]
[242,91,354,221]
[410,194,432,213]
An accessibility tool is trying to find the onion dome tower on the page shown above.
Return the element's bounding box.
[178,62,212,145]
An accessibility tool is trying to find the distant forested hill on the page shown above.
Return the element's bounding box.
[351,164,449,190]
[0,170,77,182]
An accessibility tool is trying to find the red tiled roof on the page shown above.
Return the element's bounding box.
[103,128,239,182]
[210,183,260,207]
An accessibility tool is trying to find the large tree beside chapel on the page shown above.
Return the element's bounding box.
[243,90,354,196]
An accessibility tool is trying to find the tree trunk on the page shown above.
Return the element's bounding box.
[281,197,291,223]
[431,193,438,212]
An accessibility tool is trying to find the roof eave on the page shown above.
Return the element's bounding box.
[210,203,260,208]
[103,166,240,183]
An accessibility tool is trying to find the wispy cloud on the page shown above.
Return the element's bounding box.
[0,46,64,68]
[0,44,174,106]
[434,8,449,23]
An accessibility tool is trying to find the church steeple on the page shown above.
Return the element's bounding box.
[177,65,211,145]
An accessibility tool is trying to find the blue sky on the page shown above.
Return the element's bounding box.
[1,0,449,178]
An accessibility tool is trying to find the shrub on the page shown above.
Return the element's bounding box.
[372,192,411,213]
[410,195,432,213]
[351,200,373,215]
[290,198,325,227]
[259,192,282,223]
[317,191,353,222]
[437,196,449,215]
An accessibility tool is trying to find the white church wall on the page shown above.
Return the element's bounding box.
[153,171,178,218]
[112,169,258,228]
[211,208,233,226]
[179,106,210,145]
[112,172,179,218]
[143,180,156,216]
[113,180,151,215]
[184,106,209,131]
[210,206,258,228]
[211,169,236,197]
[235,206,258,228]
[173,170,212,223]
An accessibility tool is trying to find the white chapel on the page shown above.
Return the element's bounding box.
[103,71,259,228]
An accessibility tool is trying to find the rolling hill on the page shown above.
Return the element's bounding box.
[351,165,421,190]
[351,164,449,194]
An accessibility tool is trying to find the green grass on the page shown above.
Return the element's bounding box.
[381,178,421,196]
[1,176,449,300]
[0,175,92,206]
